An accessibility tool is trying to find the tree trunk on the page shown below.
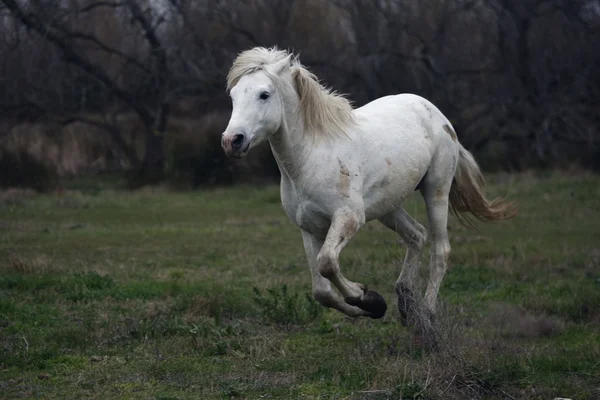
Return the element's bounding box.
[134,131,165,185]
[129,103,170,187]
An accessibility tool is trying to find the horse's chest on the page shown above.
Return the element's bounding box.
[280,183,330,237]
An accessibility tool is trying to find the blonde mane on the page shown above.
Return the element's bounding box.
[227,47,355,139]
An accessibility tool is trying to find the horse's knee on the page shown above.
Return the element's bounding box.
[412,228,428,252]
[403,224,427,253]
[317,251,337,280]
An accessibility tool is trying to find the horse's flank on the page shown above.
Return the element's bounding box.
[227,47,355,141]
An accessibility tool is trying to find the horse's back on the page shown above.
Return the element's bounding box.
[355,93,427,111]
[353,93,456,159]
[351,93,458,219]
[355,93,449,129]
[352,93,452,155]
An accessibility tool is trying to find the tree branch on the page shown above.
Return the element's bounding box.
[124,0,169,132]
[0,0,153,123]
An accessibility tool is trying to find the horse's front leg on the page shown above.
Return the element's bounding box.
[302,231,370,317]
[316,208,387,319]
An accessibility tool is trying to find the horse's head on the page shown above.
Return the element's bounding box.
[222,55,291,159]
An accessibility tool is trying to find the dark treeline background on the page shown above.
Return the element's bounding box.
[0,0,598,190]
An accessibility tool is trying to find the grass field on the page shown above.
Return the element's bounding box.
[1,172,599,399]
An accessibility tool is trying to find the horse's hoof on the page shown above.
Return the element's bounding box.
[411,310,439,351]
[412,330,439,351]
[346,290,387,319]
[396,283,417,327]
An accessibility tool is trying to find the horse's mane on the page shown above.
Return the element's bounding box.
[227,47,355,140]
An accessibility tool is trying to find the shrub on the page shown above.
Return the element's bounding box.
[252,284,323,325]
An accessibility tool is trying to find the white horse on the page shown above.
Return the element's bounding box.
[222,47,515,329]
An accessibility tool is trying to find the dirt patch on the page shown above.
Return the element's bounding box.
[336,158,351,198]
[5,254,55,275]
[488,303,564,338]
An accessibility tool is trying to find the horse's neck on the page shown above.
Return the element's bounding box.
[268,113,308,181]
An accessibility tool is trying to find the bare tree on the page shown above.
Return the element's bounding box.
[460,0,600,167]
[1,0,598,188]
[331,0,599,169]
[0,0,188,183]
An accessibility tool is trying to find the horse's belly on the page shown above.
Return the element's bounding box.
[362,162,428,221]
[363,188,409,221]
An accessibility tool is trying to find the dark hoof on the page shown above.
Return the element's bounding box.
[396,283,418,327]
[346,290,387,319]
[411,309,439,351]
[412,330,439,351]
[413,319,439,351]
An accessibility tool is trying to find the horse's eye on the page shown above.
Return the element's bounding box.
[259,91,270,100]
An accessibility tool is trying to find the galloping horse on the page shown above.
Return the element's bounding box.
[221,47,515,330]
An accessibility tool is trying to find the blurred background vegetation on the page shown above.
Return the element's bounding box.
[0,0,598,190]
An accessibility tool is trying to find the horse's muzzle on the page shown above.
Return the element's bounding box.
[222,131,250,158]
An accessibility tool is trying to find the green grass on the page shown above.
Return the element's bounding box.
[1,171,599,399]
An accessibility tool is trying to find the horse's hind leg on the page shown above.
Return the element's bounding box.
[421,155,456,316]
[379,207,427,326]
[316,208,388,319]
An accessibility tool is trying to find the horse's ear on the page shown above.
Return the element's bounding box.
[268,54,292,76]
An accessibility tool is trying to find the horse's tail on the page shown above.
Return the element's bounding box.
[449,144,517,228]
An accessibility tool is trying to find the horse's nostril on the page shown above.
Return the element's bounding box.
[231,133,245,150]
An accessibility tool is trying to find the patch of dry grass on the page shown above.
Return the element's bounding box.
[5,254,55,275]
